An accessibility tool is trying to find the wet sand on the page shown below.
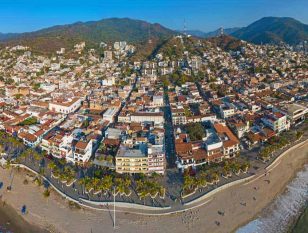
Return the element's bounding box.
[0,200,48,233]
[0,140,307,233]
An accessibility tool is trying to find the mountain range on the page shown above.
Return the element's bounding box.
[0,18,174,53]
[0,17,307,54]
[232,17,308,45]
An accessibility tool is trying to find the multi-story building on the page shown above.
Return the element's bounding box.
[18,131,39,148]
[147,144,165,175]
[219,104,236,119]
[116,146,148,174]
[172,108,187,125]
[71,140,93,163]
[213,123,240,158]
[261,112,289,133]
[41,133,73,159]
[103,50,113,60]
[116,144,166,175]
[284,104,307,125]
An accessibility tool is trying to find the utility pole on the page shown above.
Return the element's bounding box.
[113,186,116,229]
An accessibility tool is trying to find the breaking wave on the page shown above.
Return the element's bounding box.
[237,165,308,233]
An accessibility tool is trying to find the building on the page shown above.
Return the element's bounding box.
[49,98,82,114]
[219,103,236,119]
[172,108,187,125]
[116,146,148,174]
[213,123,240,158]
[116,144,166,175]
[103,50,113,60]
[130,112,164,125]
[284,104,307,125]
[147,144,166,175]
[18,132,39,148]
[72,140,93,163]
[152,95,164,107]
[103,108,119,123]
[261,112,289,133]
[176,123,240,170]
[227,118,249,138]
[41,133,73,159]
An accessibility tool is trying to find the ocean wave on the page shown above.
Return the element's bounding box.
[237,165,308,233]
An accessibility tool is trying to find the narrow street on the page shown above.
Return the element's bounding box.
[163,86,176,168]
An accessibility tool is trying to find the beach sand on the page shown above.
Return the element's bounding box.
[0,141,307,233]
[0,200,48,233]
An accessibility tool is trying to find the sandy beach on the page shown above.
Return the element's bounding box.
[0,140,307,233]
[0,200,48,233]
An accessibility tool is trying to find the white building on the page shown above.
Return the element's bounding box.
[71,140,93,163]
[49,98,82,114]
[147,144,166,175]
[103,107,119,123]
[152,95,164,107]
[261,112,289,133]
[130,112,164,125]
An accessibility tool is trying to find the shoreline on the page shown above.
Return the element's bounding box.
[235,163,308,233]
[0,140,307,233]
[291,202,308,233]
[0,200,48,233]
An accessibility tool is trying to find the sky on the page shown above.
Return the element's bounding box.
[0,0,307,33]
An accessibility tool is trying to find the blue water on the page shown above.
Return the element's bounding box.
[237,165,308,233]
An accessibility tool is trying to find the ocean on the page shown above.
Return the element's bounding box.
[237,165,308,233]
[292,204,308,233]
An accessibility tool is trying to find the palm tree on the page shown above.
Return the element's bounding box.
[92,177,100,192]
[43,188,50,198]
[231,162,241,175]
[115,177,131,196]
[100,175,113,194]
[212,172,220,184]
[52,166,60,177]
[33,152,41,162]
[195,176,206,188]
[115,178,125,194]
[183,175,195,192]
[240,162,250,173]
[48,161,57,171]
[296,131,303,140]
[5,159,11,169]
[78,177,89,194]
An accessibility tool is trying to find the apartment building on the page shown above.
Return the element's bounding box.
[172,108,187,125]
[147,144,165,175]
[261,112,289,133]
[284,103,307,125]
[115,146,148,174]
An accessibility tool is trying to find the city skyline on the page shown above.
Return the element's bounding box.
[0,0,308,33]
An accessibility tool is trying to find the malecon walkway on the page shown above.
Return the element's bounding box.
[7,136,308,216]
